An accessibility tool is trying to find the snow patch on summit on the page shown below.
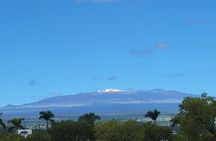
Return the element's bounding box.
[96,88,125,93]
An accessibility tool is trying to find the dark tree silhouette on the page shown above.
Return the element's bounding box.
[79,112,101,126]
[78,112,101,141]
[0,113,6,129]
[8,118,25,132]
[145,109,160,123]
[39,111,55,129]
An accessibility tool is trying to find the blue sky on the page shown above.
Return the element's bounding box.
[0,0,215,106]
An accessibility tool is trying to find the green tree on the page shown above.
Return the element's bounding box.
[78,112,101,126]
[95,120,121,141]
[39,111,54,129]
[78,112,101,141]
[0,133,24,141]
[8,118,25,132]
[145,109,160,123]
[119,120,143,141]
[0,113,6,129]
[142,122,173,141]
[25,131,51,141]
[95,120,144,141]
[49,120,81,141]
[202,132,215,141]
[170,93,216,141]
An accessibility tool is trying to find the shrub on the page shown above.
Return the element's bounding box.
[0,133,24,141]
[95,120,122,141]
[95,120,143,141]
[48,120,81,141]
[25,131,51,141]
[142,122,173,141]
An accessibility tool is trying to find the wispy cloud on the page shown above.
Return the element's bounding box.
[93,77,104,81]
[32,92,62,101]
[93,75,117,81]
[130,48,154,58]
[185,19,207,26]
[29,80,39,86]
[162,73,186,78]
[107,99,182,104]
[107,75,117,80]
[130,42,170,58]
[28,80,47,87]
[155,42,170,49]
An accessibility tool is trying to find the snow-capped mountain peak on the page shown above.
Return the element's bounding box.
[96,88,124,93]
[0,89,197,115]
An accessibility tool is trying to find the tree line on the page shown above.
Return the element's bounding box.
[0,93,216,141]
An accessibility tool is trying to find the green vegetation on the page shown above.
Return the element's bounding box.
[78,112,101,126]
[25,132,51,141]
[0,113,6,129]
[78,112,101,141]
[48,120,81,141]
[39,111,55,129]
[0,133,24,141]
[145,109,160,124]
[170,93,216,141]
[95,119,144,141]
[8,118,25,132]
[143,122,172,141]
[1,93,216,141]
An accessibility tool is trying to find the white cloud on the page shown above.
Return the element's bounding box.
[156,42,170,49]
[107,99,182,104]
[162,73,186,78]
[130,48,154,57]
[130,42,171,58]
[93,75,117,81]
[28,80,47,87]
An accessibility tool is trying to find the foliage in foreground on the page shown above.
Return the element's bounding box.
[95,120,172,141]
[8,118,25,132]
[25,132,51,141]
[0,120,173,141]
[171,93,216,141]
[0,133,24,141]
[39,111,55,129]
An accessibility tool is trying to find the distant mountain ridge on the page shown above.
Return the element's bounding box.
[1,89,197,116]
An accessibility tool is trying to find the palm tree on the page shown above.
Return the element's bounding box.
[78,112,101,141]
[0,113,6,129]
[39,111,54,129]
[78,112,101,126]
[145,109,160,124]
[8,118,25,132]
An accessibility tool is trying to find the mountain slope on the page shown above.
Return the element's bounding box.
[1,89,197,116]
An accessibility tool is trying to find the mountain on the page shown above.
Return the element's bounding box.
[0,89,197,117]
